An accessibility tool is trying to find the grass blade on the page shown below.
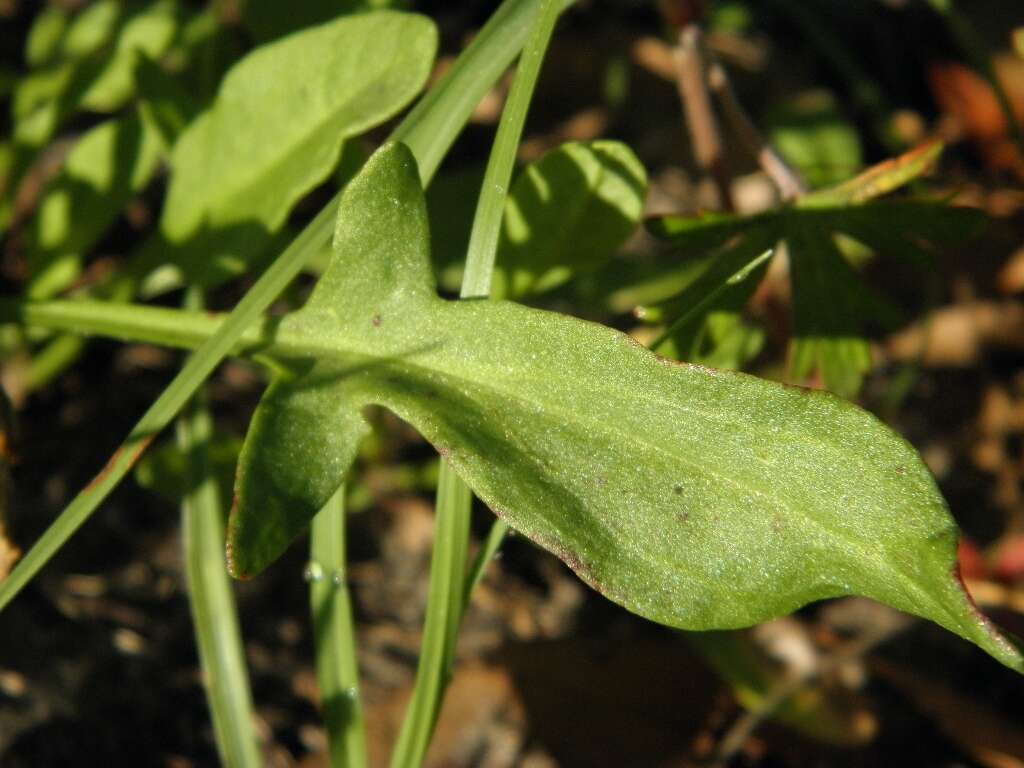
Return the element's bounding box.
[390,2,563,765]
[310,486,367,768]
[388,467,472,768]
[178,289,261,768]
[463,519,509,604]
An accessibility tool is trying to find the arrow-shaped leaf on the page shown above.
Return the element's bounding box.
[229,142,1023,673]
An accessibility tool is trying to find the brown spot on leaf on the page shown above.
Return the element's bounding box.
[372,314,382,327]
[83,434,156,493]
[224,497,253,580]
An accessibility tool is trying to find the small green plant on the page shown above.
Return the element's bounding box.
[0,0,1021,764]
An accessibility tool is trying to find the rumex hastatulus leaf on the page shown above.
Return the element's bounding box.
[229,142,1023,673]
[156,11,437,288]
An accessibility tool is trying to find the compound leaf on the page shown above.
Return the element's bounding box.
[647,144,987,396]
[228,142,1023,674]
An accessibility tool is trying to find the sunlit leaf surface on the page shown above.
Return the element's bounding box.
[229,143,1023,674]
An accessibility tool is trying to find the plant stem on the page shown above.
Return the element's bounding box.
[706,62,806,200]
[310,486,367,768]
[390,2,562,766]
[672,24,734,211]
[0,0,568,614]
[178,287,261,768]
[463,518,509,605]
[388,468,472,768]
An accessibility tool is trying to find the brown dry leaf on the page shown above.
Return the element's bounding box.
[929,55,1024,179]
[0,523,18,581]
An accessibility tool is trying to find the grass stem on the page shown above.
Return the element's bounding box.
[178,289,261,768]
[390,2,562,765]
[310,486,367,768]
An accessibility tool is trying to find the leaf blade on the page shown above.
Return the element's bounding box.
[230,142,1024,673]
[160,11,438,286]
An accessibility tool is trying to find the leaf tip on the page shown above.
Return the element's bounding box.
[949,559,1024,674]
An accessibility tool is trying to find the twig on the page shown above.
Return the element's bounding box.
[707,61,807,200]
[673,25,734,211]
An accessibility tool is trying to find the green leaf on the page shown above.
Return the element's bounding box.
[25,6,69,68]
[799,140,943,208]
[243,0,405,43]
[26,112,164,299]
[493,140,647,299]
[647,151,987,396]
[785,219,876,396]
[652,235,773,369]
[134,53,200,149]
[229,142,1023,674]
[767,90,861,189]
[157,10,437,287]
[13,1,179,148]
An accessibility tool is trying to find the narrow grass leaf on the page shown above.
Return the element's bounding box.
[309,487,367,768]
[176,305,261,767]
